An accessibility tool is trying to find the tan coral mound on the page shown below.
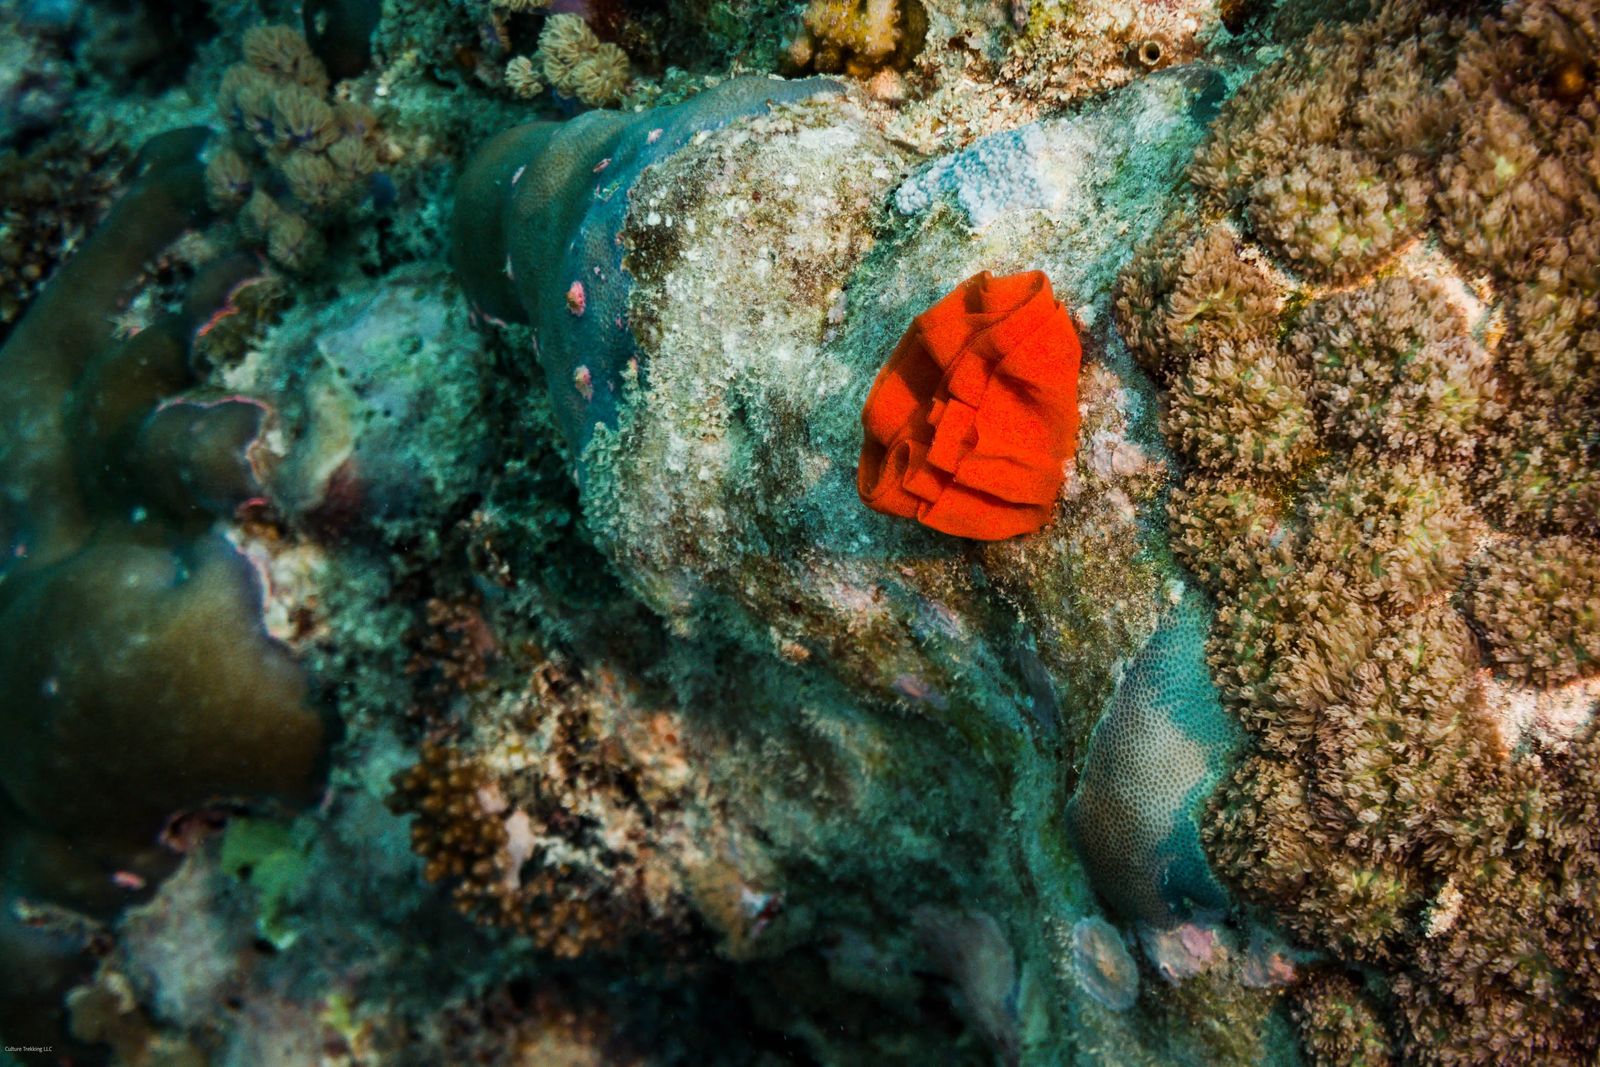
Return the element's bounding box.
[1114,0,1600,1061]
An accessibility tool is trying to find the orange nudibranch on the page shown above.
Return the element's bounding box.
[857,270,1082,541]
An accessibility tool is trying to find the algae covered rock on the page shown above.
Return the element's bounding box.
[561,69,1221,761]
[232,264,493,536]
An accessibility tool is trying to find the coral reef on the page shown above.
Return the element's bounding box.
[0,130,326,880]
[387,687,687,955]
[999,0,1219,114]
[1289,970,1393,1067]
[1466,536,1600,687]
[7,0,1599,1061]
[0,126,329,1055]
[1069,915,1140,1012]
[227,265,493,538]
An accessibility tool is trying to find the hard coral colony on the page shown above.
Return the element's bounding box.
[0,0,1597,1064]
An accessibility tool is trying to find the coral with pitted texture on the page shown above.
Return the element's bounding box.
[1066,589,1240,927]
[209,25,381,271]
[1113,0,1600,1060]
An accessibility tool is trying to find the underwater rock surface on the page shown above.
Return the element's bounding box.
[1,0,1597,1064]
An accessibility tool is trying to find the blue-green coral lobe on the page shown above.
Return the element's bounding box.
[1066,588,1240,927]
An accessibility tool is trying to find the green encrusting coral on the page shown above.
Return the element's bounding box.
[1066,588,1241,926]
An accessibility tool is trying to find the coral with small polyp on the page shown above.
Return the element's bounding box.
[387,656,720,957]
[209,25,381,272]
[1113,0,1600,1059]
[1189,6,1456,284]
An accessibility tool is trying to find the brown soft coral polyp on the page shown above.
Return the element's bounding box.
[857,270,1082,541]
